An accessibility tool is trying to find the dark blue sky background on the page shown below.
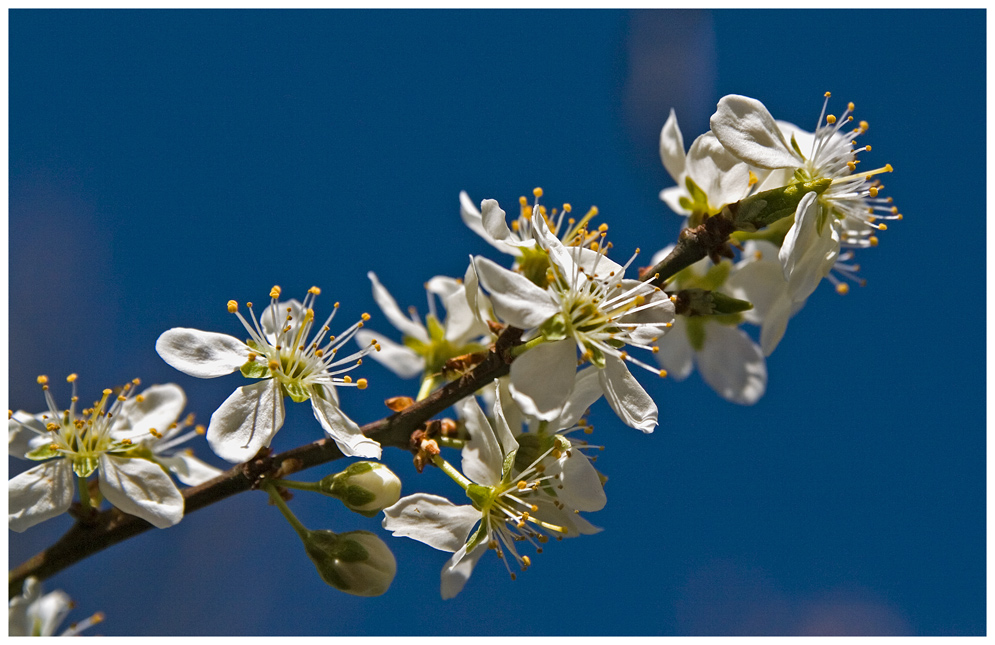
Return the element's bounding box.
[8,9,985,636]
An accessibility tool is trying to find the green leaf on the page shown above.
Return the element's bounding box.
[586,344,606,369]
[501,450,518,481]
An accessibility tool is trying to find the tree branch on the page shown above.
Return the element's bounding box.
[9,327,524,598]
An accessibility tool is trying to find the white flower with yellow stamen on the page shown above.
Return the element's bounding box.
[9,577,104,636]
[710,93,900,302]
[156,286,380,463]
[382,385,602,599]
[8,375,185,532]
[474,204,675,431]
[658,108,757,221]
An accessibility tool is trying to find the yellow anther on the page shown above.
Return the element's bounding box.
[361,312,371,321]
[584,426,593,434]
[634,295,646,306]
[46,422,59,432]
[37,375,49,385]
[869,187,879,197]
[357,378,368,390]
[102,389,112,395]
[836,283,850,295]
[533,187,543,198]
[890,206,899,214]
[847,161,856,171]
[269,286,282,299]
[860,120,870,132]
[669,295,678,303]
[227,300,238,313]
[824,91,831,97]
[878,223,888,231]
[343,375,353,384]
[651,346,659,354]
[510,573,517,580]
[522,555,532,568]
[117,395,127,402]
[884,163,894,172]
[534,463,545,473]
[305,308,315,321]
[826,114,837,125]
[334,302,340,308]
[848,101,855,111]
[659,369,668,378]
[375,343,382,352]
[748,170,758,186]
[869,236,879,247]
[66,373,78,383]
[530,504,538,512]
[489,540,498,549]
[511,220,520,231]
[268,360,280,370]
[315,349,324,358]
[538,534,549,544]
[598,223,608,233]
[552,449,562,459]
[864,145,872,152]
[149,428,163,439]
[517,480,527,490]
[897,213,903,220]
[308,286,321,295]
[563,203,572,212]
[121,439,133,446]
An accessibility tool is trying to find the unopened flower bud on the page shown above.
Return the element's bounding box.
[301,529,396,597]
[318,461,401,517]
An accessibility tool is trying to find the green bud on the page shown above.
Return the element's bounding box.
[709,291,753,315]
[301,529,396,597]
[319,462,402,518]
[728,177,831,231]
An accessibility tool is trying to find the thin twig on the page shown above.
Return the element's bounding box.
[8,327,523,598]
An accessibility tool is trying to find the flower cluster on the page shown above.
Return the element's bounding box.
[9,91,901,607]
[653,92,900,403]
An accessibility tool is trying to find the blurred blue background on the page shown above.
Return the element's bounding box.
[8,9,985,636]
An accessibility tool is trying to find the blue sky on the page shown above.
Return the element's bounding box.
[8,9,985,635]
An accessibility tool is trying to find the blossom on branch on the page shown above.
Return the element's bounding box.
[156,286,380,463]
[8,376,186,532]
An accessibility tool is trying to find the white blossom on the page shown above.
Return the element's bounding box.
[710,93,900,301]
[9,577,103,636]
[474,204,674,430]
[8,376,185,532]
[383,385,603,599]
[156,285,379,463]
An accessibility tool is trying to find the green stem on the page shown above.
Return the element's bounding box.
[510,335,546,357]
[437,436,466,450]
[76,475,92,512]
[416,374,441,402]
[268,478,322,494]
[432,455,472,491]
[262,482,309,540]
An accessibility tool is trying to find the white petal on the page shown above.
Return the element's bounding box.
[654,316,694,381]
[481,199,514,243]
[725,241,787,325]
[382,493,481,552]
[509,339,577,421]
[760,293,794,356]
[556,451,607,512]
[207,379,285,463]
[459,396,504,486]
[8,412,50,459]
[554,366,604,429]
[355,330,425,379]
[533,211,623,280]
[8,460,74,532]
[30,588,73,636]
[368,272,430,343]
[116,383,186,438]
[260,299,305,342]
[98,455,184,528]
[599,356,658,432]
[424,275,463,300]
[660,185,691,216]
[659,108,686,181]
[473,256,559,329]
[780,194,840,302]
[696,322,767,405]
[311,386,381,459]
[442,282,489,344]
[156,328,249,379]
[685,131,753,211]
[156,452,224,486]
[489,381,520,457]
[460,191,515,254]
[710,94,800,169]
[441,538,488,600]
